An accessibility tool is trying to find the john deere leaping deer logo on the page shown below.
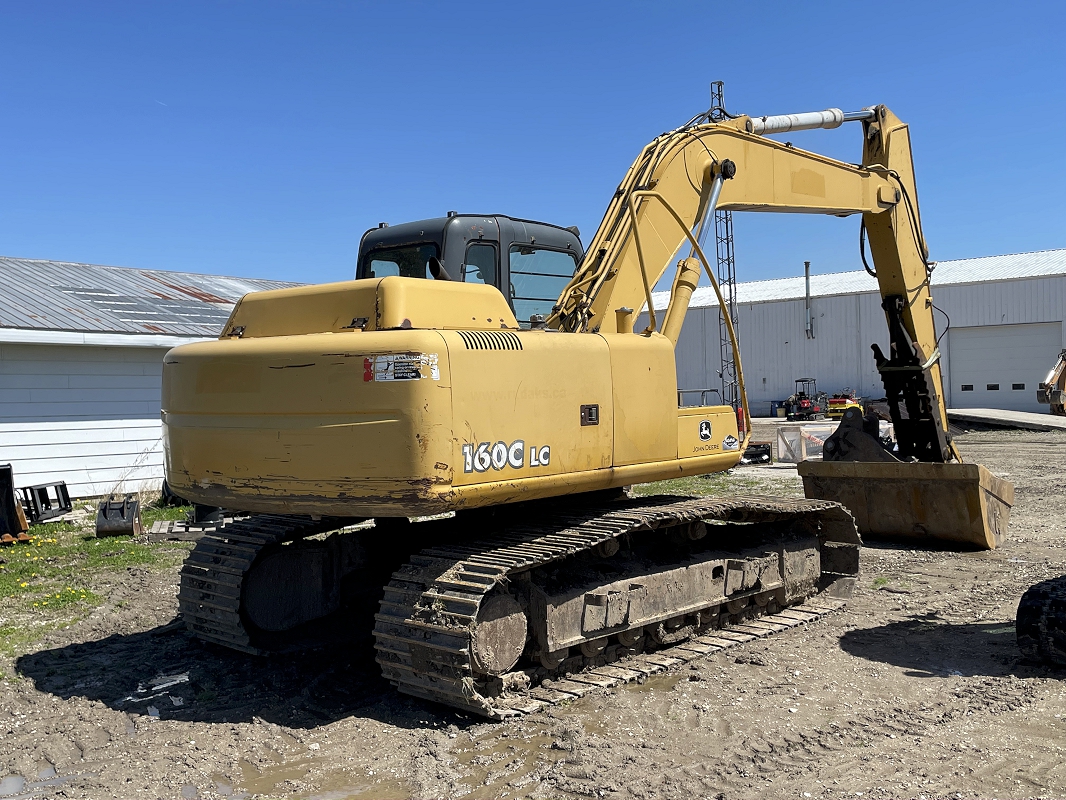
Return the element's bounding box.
[698,420,712,441]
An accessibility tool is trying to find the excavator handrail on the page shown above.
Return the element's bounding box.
[625,187,751,444]
[624,193,658,336]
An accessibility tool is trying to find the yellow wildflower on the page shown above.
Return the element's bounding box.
[19,582,27,588]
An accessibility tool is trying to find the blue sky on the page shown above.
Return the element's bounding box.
[1,1,1063,286]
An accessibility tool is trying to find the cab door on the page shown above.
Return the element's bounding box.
[461,240,500,291]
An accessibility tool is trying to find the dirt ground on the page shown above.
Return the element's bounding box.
[2,427,1065,800]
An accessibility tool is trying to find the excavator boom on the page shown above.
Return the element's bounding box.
[550,103,1011,548]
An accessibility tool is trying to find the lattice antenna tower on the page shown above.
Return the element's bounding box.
[709,81,740,409]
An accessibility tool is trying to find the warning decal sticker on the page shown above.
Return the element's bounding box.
[363,353,440,382]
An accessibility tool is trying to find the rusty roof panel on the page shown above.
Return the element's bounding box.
[0,256,301,337]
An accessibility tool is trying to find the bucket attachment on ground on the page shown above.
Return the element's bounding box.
[797,460,1013,550]
[19,481,73,524]
[96,494,143,537]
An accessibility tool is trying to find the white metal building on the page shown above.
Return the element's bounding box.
[647,249,1066,416]
[0,257,294,497]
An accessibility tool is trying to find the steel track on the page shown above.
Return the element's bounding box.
[178,514,340,653]
[1018,575,1066,666]
[373,495,858,719]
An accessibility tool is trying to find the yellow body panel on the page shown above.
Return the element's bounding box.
[162,279,744,516]
[678,406,740,459]
[608,333,677,466]
[444,329,613,487]
[223,275,518,339]
[163,329,454,514]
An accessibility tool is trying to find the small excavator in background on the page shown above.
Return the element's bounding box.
[1037,349,1066,416]
[163,99,1013,717]
[785,378,828,421]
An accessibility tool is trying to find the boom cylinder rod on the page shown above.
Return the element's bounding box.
[746,108,877,135]
[688,167,728,258]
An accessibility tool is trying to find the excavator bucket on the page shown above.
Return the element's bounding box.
[797,460,1013,550]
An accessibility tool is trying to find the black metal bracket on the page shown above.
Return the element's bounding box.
[872,295,952,462]
[19,481,73,524]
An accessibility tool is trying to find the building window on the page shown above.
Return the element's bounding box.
[1013,383,1025,390]
[987,384,999,391]
[960,384,973,391]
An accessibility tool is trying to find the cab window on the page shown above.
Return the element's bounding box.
[463,243,497,286]
[508,245,578,326]
[363,243,439,279]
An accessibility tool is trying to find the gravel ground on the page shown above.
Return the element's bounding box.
[1,428,1064,800]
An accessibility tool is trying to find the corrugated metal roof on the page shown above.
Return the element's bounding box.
[650,248,1066,311]
[0,256,299,337]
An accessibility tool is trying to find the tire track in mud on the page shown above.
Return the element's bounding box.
[445,624,1047,800]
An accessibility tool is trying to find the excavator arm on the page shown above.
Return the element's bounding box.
[1038,349,1066,414]
[550,103,1011,548]
[551,104,956,463]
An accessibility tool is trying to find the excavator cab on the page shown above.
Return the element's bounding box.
[356,214,583,328]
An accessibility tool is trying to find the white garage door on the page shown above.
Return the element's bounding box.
[947,322,1063,412]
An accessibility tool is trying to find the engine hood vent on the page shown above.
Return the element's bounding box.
[459,330,523,351]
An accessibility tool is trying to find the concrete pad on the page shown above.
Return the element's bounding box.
[947,407,1066,432]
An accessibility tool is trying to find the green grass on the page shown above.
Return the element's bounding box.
[0,501,193,655]
[871,575,890,588]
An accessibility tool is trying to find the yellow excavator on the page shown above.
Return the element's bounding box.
[163,101,1013,717]
[1037,349,1066,415]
